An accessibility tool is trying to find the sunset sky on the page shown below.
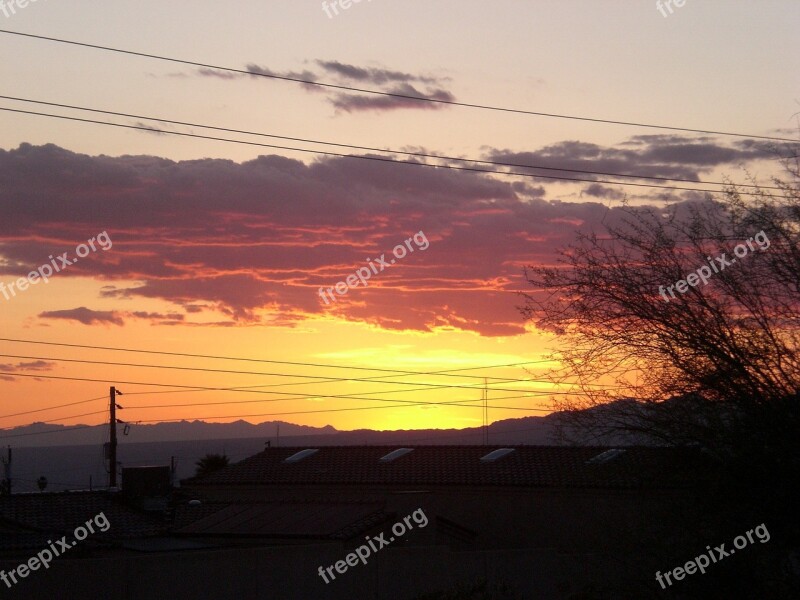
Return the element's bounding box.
[1,1,798,434]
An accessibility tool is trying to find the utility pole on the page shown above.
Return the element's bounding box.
[109,386,121,488]
[1,446,11,495]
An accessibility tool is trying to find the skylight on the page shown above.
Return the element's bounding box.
[379,448,414,463]
[283,449,319,464]
[586,449,626,464]
[479,448,516,463]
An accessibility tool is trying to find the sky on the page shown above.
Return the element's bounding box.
[0,1,798,434]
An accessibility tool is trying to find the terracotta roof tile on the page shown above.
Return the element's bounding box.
[174,500,389,540]
[0,490,167,551]
[189,445,709,489]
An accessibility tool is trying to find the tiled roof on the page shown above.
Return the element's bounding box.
[0,490,167,551]
[189,445,710,489]
[174,500,390,540]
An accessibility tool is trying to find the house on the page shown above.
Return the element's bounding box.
[176,445,713,597]
[0,446,714,599]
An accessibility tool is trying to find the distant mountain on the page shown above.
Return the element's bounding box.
[0,401,676,493]
[0,419,337,448]
[0,414,561,448]
[0,415,560,493]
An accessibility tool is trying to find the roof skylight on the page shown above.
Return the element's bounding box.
[283,449,319,463]
[379,448,414,463]
[586,449,626,464]
[479,448,516,463]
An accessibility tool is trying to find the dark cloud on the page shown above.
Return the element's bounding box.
[133,122,169,135]
[330,84,455,113]
[243,64,320,84]
[0,360,57,381]
[487,136,771,184]
[130,311,185,321]
[583,184,625,200]
[0,138,771,335]
[0,360,55,372]
[194,61,454,114]
[36,307,185,326]
[315,60,441,86]
[196,68,240,80]
[38,307,125,326]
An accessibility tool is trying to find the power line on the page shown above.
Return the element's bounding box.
[0,341,616,414]
[0,367,610,405]
[0,107,742,196]
[34,410,108,424]
[0,96,781,191]
[0,371,572,414]
[0,371,605,423]
[118,391,541,413]
[0,337,547,381]
[0,352,567,395]
[126,400,554,425]
[116,375,623,407]
[0,29,795,143]
[0,341,620,422]
[0,395,106,420]
[120,378,623,403]
[10,392,554,430]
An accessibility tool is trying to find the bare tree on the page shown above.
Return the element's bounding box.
[520,160,800,456]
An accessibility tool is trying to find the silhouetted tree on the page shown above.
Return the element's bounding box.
[521,158,800,597]
[194,453,229,478]
[520,158,800,457]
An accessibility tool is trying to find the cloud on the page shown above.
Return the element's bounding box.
[36,307,185,326]
[242,64,320,84]
[315,60,441,86]
[0,138,775,335]
[0,360,55,372]
[133,122,170,135]
[130,311,185,321]
[330,84,455,113]
[195,60,455,113]
[38,307,125,326]
[0,360,56,381]
[196,68,241,80]
[582,183,625,199]
[487,137,772,184]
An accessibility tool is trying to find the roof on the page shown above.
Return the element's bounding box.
[0,490,167,551]
[189,445,710,489]
[174,500,390,540]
